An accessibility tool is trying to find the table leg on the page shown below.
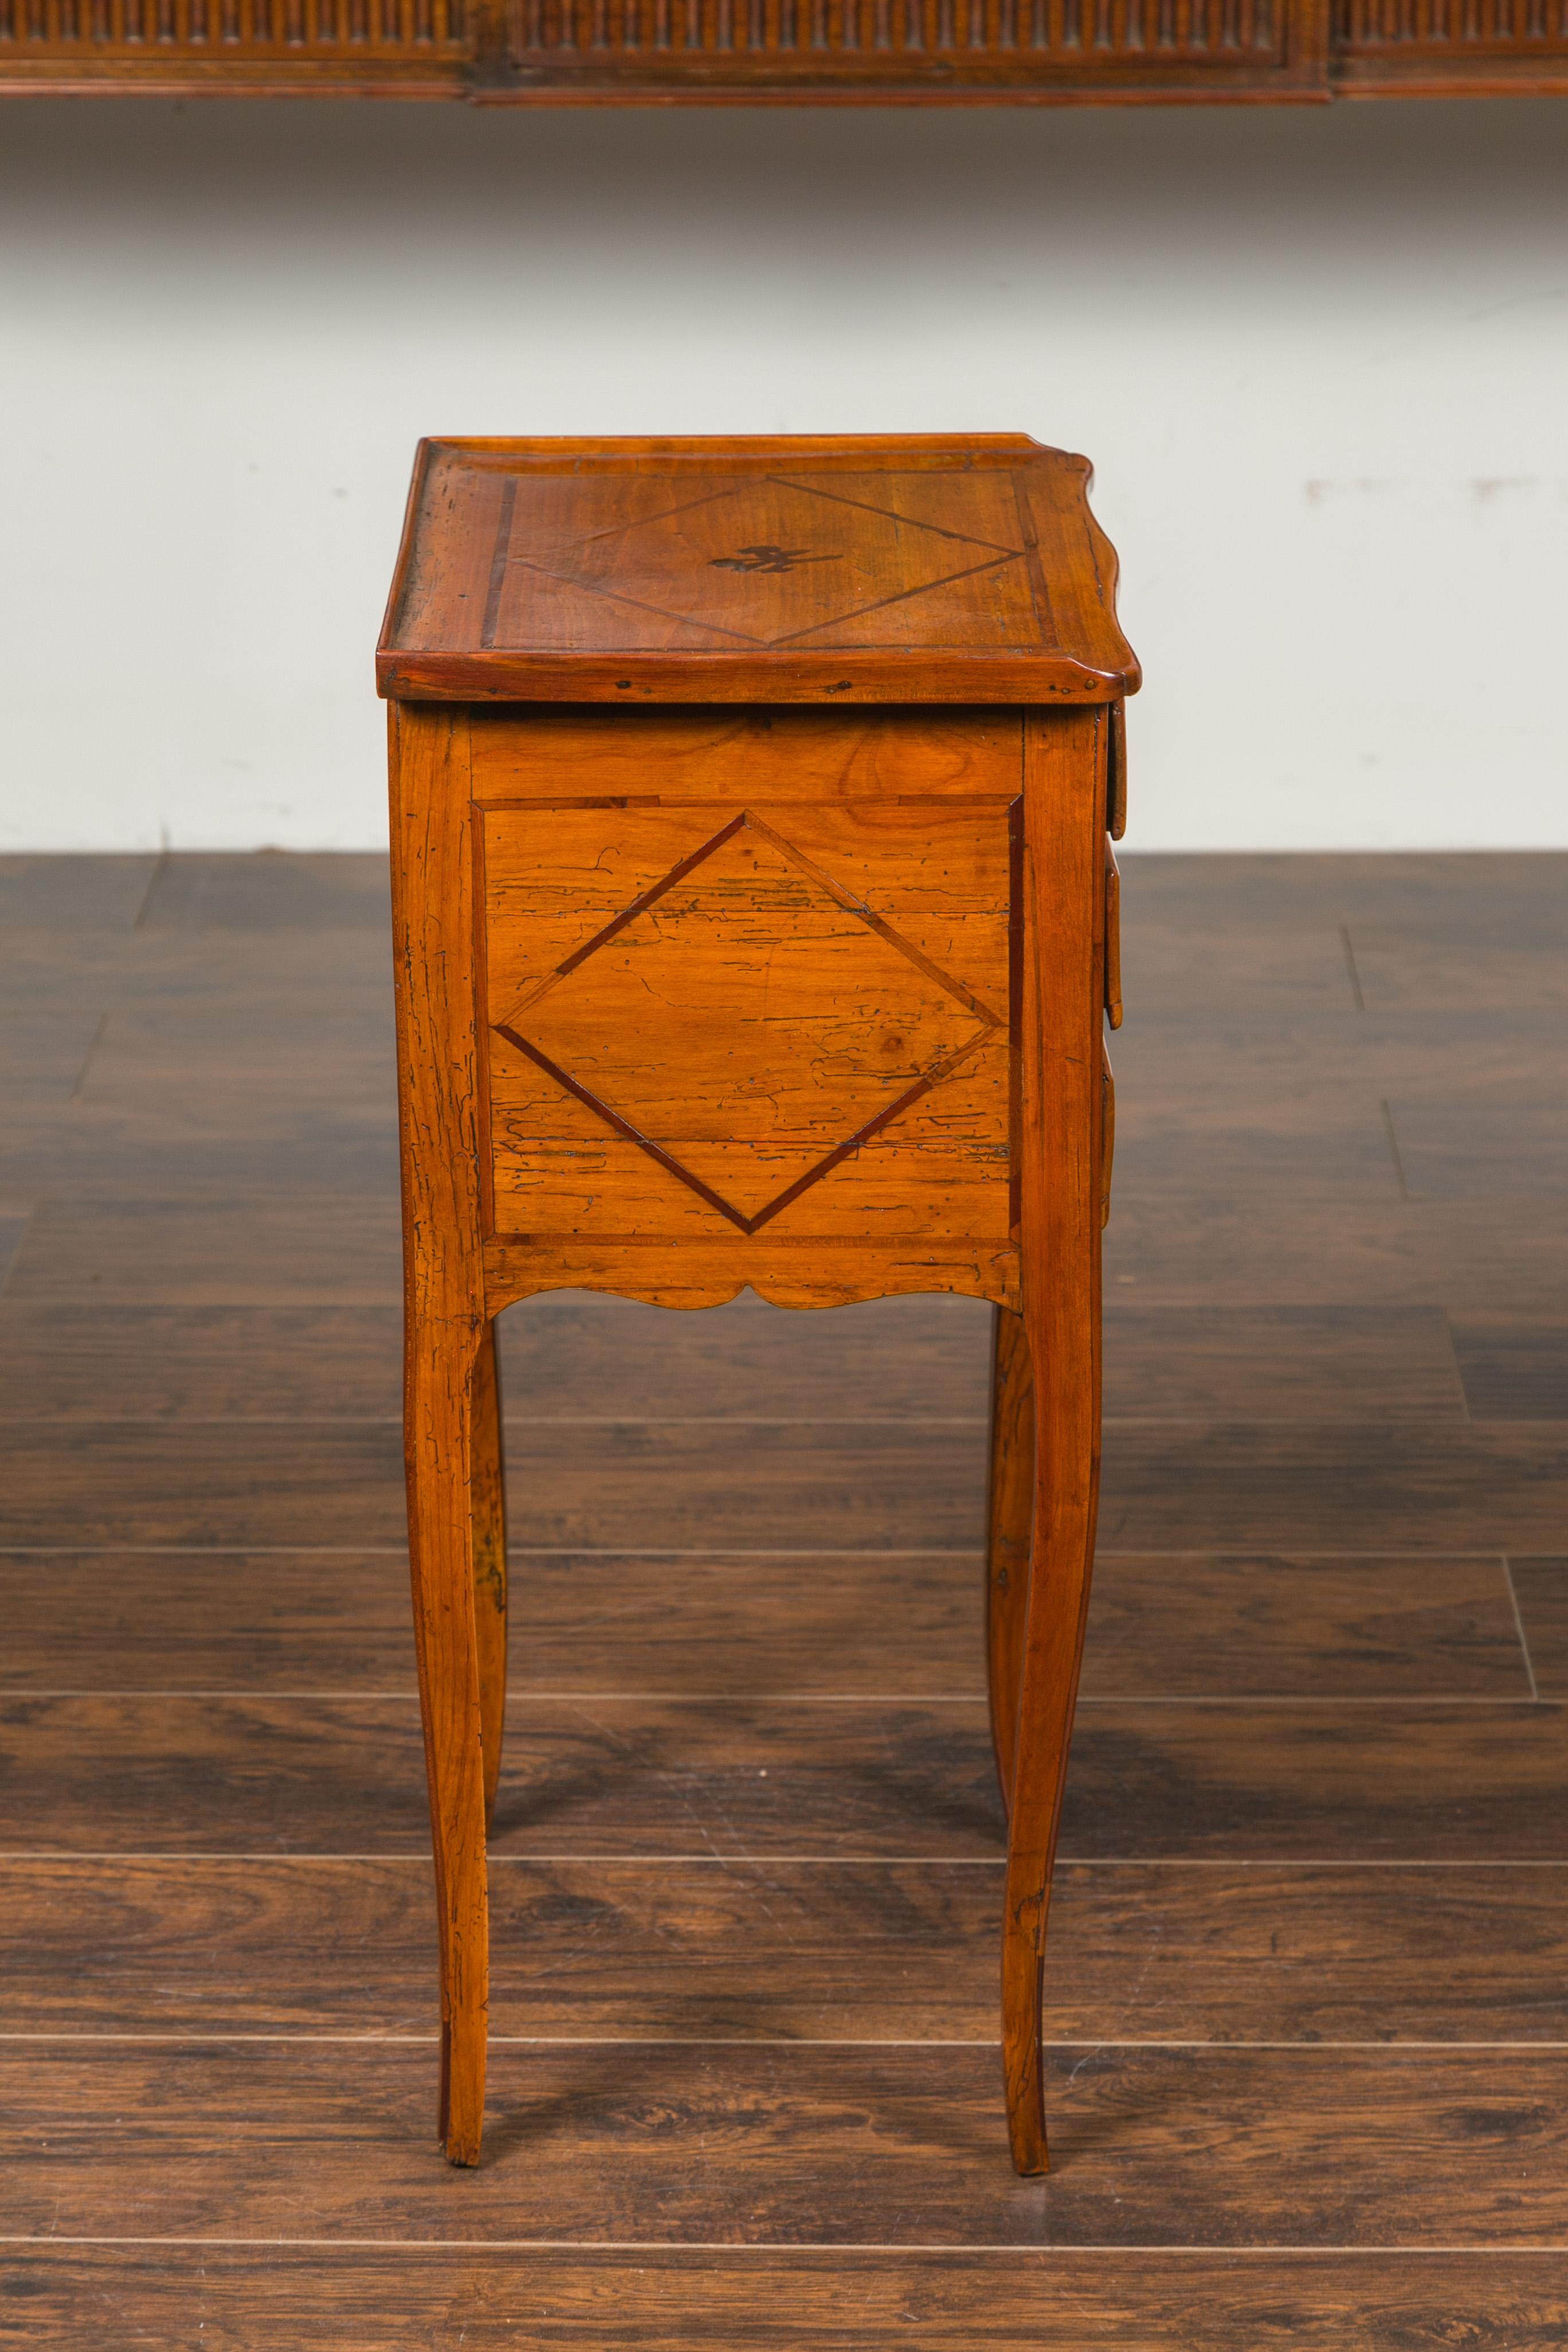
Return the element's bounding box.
[471,1318,508,1831]
[1000,1262,1100,2178]
[1001,705,1104,2177]
[985,1304,1034,1818]
[406,1308,491,2167]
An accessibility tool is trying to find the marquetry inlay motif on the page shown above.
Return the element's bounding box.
[481,470,1046,655]
[483,799,1013,1239]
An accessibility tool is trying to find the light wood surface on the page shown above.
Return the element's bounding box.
[385,433,1126,2171]
[389,703,492,2164]
[378,436,1139,706]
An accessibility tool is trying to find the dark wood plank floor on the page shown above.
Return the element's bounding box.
[2,848,1566,2346]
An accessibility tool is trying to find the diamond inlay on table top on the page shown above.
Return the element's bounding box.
[491,476,1022,650]
[489,810,1004,1234]
[379,434,1139,704]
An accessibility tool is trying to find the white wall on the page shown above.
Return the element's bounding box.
[1,96,1563,853]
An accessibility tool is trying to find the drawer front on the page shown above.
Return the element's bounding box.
[471,704,1022,805]
[479,783,1017,1248]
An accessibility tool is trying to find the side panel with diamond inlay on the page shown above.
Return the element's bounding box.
[480,789,1015,1252]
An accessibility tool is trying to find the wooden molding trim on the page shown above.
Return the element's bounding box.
[4,0,1564,97]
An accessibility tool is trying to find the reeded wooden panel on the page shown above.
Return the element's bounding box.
[481,797,1014,1246]
[9,0,1568,92]
[1334,0,1568,88]
[0,0,467,89]
[501,0,1318,93]
[0,0,1328,85]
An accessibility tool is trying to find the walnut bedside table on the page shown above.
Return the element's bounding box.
[377,433,1138,2176]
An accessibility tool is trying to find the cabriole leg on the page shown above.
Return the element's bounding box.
[471,1316,508,1830]
[985,1304,1035,1818]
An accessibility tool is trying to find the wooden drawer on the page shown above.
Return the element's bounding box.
[477,785,1016,1246]
[469,704,1022,806]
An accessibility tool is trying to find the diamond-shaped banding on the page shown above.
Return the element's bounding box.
[489,476,1024,650]
[492,812,1005,1236]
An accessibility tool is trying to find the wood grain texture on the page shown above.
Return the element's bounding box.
[134,850,394,932]
[0,919,396,1022]
[0,1304,407,1420]
[484,795,1013,1245]
[2,844,1567,2333]
[1347,928,1568,1017]
[1387,1096,1568,1201]
[985,1306,1033,1806]
[0,1113,399,1201]
[0,1695,1003,1856]
[470,704,1022,803]
[0,1547,981,1695]
[15,1695,1568,1861]
[1003,704,1104,2171]
[0,1009,109,1107]
[500,1287,994,1417]
[0,853,158,930]
[1507,1559,1568,1699]
[484,1232,1022,1312]
[0,1290,992,1424]
[1111,1096,1405,1199]
[472,1319,509,1827]
[73,1013,395,1122]
[1059,1702,1568,1861]
[486,1423,989,1549]
[390,702,491,2162]
[0,1548,1531,1700]
[380,437,1138,705]
[1103,1189,1568,1310]
[0,1421,989,1548]
[1103,1302,1469,1421]
[1097,1421,1568,1551]
[4,2041,1568,2245]
[0,1424,408,1547]
[389,492,1105,2171]
[10,1856,1568,2044]
[0,1197,402,1303]
[1,2248,1562,2352]
[1450,1321,1568,1422]
[1110,1006,1568,1102]
[0,1213,26,1292]
[1081,1553,1531,1698]
[1122,850,1568,935]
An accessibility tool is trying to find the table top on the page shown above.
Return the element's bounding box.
[378,435,1138,707]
